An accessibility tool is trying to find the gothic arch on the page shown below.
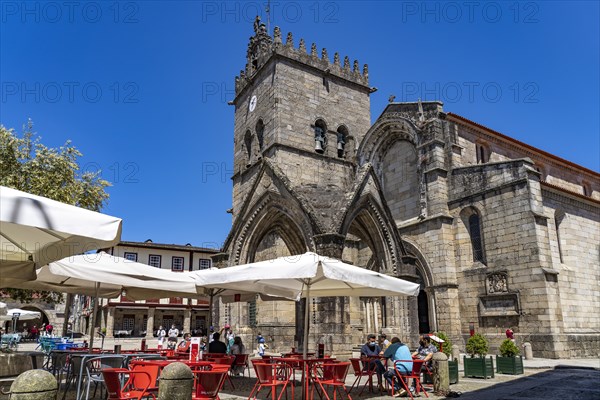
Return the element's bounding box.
[233,193,314,264]
[358,117,419,166]
[340,194,402,274]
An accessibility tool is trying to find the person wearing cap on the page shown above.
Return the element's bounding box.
[361,334,385,388]
[257,337,267,356]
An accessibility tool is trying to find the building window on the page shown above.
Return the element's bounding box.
[170,297,183,304]
[199,258,211,270]
[248,300,257,327]
[467,211,486,264]
[124,252,137,262]
[256,119,264,150]
[582,182,592,197]
[244,130,252,167]
[172,257,184,272]
[162,315,173,329]
[122,315,135,331]
[476,142,490,163]
[314,119,327,154]
[336,125,348,158]
[148,254,161,268]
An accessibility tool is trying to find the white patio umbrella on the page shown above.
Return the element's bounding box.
[9,252,203,349]
[186,269,299,329]
[0,308,41,322]
[0,186,123,286]
[193,251,420,357]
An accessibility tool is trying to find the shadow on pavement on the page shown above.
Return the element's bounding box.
[445,367,600,400]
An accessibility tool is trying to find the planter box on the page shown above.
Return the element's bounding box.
[449,358,459,384]
[463,356,494,379]
[496,355,524,375]
[422,358,459,385]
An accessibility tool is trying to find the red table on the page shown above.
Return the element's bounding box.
[273,356,336,400]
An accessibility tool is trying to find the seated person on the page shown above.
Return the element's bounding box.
[208,332,227,354]
[360,334,385,387]
[412,335,437,366]
[382,337,413,396]
[177,333,192,353]
[411,335,437,392]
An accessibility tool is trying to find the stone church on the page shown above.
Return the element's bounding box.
[212,19,599,359]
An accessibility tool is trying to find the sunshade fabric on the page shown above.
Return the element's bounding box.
[0,308,41,322]
[8,252,202,300]
[0,186,122,285]
[192,252,420,300]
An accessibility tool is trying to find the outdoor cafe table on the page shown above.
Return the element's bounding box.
[273,356,336,400]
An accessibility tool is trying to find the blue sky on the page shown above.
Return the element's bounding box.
[1,1,598,249]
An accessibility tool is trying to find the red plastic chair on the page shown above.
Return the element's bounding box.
[394,359,428,399]
[348,358,376,395]
[192,369,228,400]
[230,354,249,377]
[129,362,161,395]
[101,368,155,400]
[312,362,352,400]
[249,361,294,400]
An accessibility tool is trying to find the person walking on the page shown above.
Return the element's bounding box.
[156,325,166,349]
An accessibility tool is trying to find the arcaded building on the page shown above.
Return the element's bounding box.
[212,19,599,359]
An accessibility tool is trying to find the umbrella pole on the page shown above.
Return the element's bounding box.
[303,283,311,359]
[89,282,99,350]
[208,293,214,332]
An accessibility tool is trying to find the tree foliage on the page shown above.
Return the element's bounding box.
[499,338,520,357]
[432,331,453,358]
[466,333,489,357]
[0,120,111,304]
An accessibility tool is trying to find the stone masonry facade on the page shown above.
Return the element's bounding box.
[213,18,599,359]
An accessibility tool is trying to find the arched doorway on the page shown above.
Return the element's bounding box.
[416,270,430,334]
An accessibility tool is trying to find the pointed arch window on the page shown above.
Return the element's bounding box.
[256,119,265,150]
[336,125,348,158]
[244,130,252,166]
[476,142,490,163]
[468,211,485,263]
[314,119,327,154]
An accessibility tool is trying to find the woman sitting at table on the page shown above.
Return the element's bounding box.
[177,333,192,353]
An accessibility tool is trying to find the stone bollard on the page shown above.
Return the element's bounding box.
[432,352,449,396]
[451,347,461,364]
[523,342,533,360]
[9,369,58,400]
[158,362,194,400]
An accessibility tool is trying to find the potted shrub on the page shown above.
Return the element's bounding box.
[424,332,459,384]
[496,339,524,375]
[463,333,494,378]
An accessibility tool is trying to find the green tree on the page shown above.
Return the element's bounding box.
[0,120,111,303]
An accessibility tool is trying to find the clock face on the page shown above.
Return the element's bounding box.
[249,95,257,112]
